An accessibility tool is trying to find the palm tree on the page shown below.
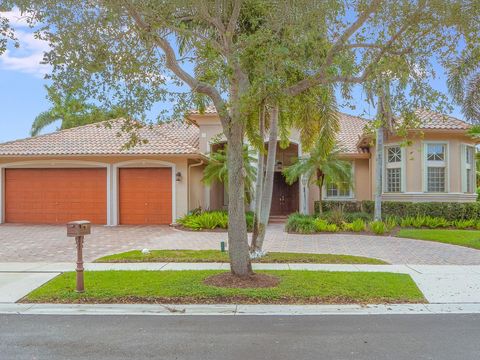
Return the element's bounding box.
[447,48,480,122]
[283,139,353,214]
[202,144,257,204]
[31,86,126,136]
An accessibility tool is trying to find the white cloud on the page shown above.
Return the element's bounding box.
[0,10,51,77]
[1,8,31,28]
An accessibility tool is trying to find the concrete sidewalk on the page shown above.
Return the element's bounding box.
[1,262,480,306]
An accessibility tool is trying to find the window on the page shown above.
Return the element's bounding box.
[463,145,475,193]
[326,181,351,197]
[325,162,353,198]
[385,145,403,193]
[425,143,447,192]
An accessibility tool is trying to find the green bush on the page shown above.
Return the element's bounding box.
[316,200,480,221]
[369,221,387,235]
[285,213,317,234]
[453,219,476,229]
[343,219,366,232]
[424,216,450,228]
[178,210,253,231]
[313,219,339,233]
[344,212,373,223]
[384,216,398,232]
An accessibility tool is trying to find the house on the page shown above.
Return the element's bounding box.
[0,108,477,226]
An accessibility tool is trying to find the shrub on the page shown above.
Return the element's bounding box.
[343,219,366,232]
[424,216,450,228]
[178,210,254,231]
[384,216,398,232]
[285,213,317,234]
[316,200,480,221]
[369,221,387,235]
[453,219,476,229]
[344,212,372,223]
[326,206,345,226]
[313,218,339,232]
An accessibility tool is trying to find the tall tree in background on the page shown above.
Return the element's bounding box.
[5,0,478,277]
[31,86,126,136]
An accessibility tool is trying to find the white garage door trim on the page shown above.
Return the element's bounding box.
[112,160,176,226]
[0,160,110,224]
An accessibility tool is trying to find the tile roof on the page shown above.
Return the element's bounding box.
[410,108,471,130]
[336,112,369,153]
[0,119,200,156]
[188,104,218,114]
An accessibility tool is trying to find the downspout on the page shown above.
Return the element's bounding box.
[188,159,204,211]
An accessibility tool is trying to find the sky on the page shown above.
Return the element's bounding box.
[0,8,466,144]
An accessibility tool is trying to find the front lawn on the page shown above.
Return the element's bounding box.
[23,270,424,304]
[397,229,480,250]
[95,250,387,264]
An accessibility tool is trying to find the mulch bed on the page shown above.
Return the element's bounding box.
[203,272,281,289]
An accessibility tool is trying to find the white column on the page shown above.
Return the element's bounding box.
[106,164,114,226]
[0,167,4,223]
[111,165,119,226]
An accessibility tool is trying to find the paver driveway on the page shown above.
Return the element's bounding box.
[1,223,480,264]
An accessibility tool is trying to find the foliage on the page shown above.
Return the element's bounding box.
[344,212,373,223]
[452,219,476,230]
[202,145,257,204]
[95,250,387,264]
[318,201,480,222]
[343,219,366,233]
[177,210,254,231]
[285,213,317,234]
[369,221,387,235]
[30,86,127,136]
[313,219,339,233]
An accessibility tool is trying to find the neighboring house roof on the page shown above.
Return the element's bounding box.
[0,119,200,156]
[336,113,369,154]
[410,108,471,130]
[188,104,218,115]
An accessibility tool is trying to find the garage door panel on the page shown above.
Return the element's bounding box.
[119,168,172,225]
[5,168,107,224]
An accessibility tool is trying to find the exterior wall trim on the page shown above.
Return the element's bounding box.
[112,159,177,226]
[0,160,109,225]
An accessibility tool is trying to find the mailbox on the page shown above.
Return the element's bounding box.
[67,221,91,237]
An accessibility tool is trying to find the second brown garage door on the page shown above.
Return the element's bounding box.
[5,168,107,224]
[119,168,172,225]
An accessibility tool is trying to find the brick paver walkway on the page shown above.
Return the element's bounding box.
[1,223,480,264]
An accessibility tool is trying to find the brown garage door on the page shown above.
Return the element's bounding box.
[5,168,107,224]
[119,168,172,225]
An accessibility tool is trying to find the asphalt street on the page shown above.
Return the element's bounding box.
[1,314,479,360]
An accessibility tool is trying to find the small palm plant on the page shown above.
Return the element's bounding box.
[283,139,353,214]
[202,144,257,204]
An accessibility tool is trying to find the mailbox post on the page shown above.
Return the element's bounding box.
[67,221,91,293]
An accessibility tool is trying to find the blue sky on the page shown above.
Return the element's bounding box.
[0,8,465,144]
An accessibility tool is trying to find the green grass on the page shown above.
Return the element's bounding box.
[397,229,480,250]
[23,270,424,304]
[95,250,387,264]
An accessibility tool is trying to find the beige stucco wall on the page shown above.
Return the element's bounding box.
[0,154,201,223]
[370,131,477,202]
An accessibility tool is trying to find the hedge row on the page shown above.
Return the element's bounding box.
[315,200,480,221]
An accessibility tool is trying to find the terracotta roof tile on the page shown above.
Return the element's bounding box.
[336,112,368,153]
[0,119,200,156]
[411,108,471,130]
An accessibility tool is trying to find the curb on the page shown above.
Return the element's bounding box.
[2,303,480,316]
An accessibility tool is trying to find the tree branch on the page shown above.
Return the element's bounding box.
[123,2,227,119]
[284,0,382,96]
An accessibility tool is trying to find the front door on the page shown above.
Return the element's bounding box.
[270,172,299,216]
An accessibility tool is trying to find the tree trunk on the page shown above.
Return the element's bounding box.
[225,114,253,277]
[374,126,384,221]
[253,104,279,252]
[317,171,324,215]
[251,106,266,250]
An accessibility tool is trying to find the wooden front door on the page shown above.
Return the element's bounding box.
[119,168,172,225]
[270,172,299,216]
